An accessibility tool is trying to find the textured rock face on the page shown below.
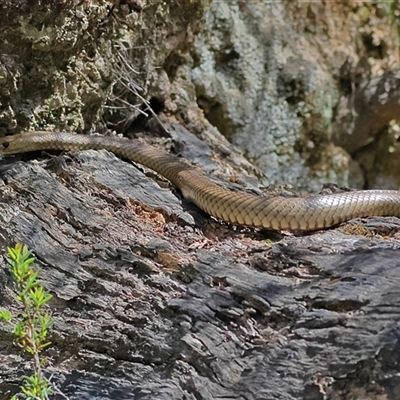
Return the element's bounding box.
[0,0,116,133]
[1,1,399,191]
[0,0,207,134]
[191,1,400,190]
[1,140,400,399]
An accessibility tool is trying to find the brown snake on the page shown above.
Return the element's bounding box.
[0,131,400,231]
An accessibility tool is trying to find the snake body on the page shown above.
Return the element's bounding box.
[1,131,400,231]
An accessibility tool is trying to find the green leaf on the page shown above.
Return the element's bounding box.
[0,308,13,322]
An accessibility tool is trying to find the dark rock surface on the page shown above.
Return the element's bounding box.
[1,134,400,400]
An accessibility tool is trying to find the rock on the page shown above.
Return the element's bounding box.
[1,147,400,399]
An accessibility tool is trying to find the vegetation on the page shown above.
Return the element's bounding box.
[0,243,54,400]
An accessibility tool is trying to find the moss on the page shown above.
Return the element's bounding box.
[0,0,208,134]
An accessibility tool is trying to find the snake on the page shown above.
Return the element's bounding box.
[0,131,400,231]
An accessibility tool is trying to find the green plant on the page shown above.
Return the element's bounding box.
[0,243,54,400]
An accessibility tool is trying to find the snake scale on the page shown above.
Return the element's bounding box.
[0,131,400,231]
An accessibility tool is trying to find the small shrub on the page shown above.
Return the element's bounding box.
[0,243,54,400]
